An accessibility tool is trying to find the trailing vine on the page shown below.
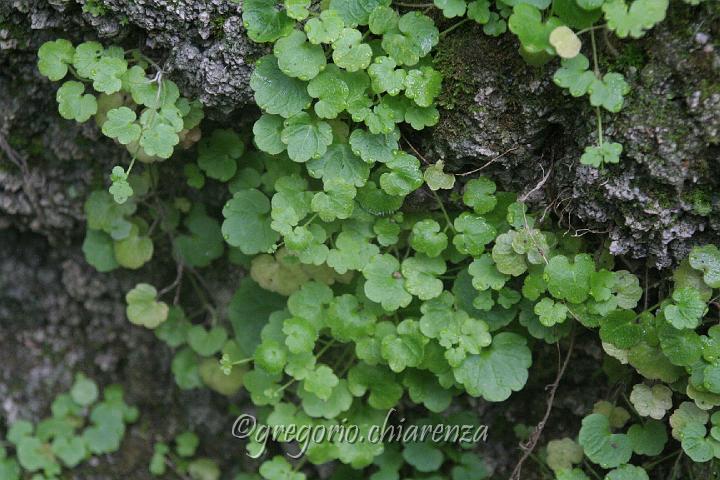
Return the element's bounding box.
[2,0,715,479]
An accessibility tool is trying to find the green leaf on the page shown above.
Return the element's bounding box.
[270,175,313,234]
[253,114,286,155]
[198,129,244,181]
[274,30,327,81]
[663,287,707,329]
[553,53,596,97]
[90,56,128,94]
[38,39,75,81]
[70,373,99,406]
[508,4,562,56]
[138,118,178,159]
[404,66,442,107]
[453,213,496,256]
[546,438,583,473]
[102,107,141,145]
[347,362,403,409]
[434,0,467,18]
[381,12,439,67]
[303,364,339,400]
[578,413,632,468]
[381,320,428,372]
[82,229,119,272]
[56,81,97,122]
[251,55,312,119]
[605,465,650,480]
[242,0,295,42]
[492,231,527,275]
[580,142,623,167]
[281,112,334,162]
[260,456,306,480]
[363,254,412,311]
[602,0,668,38]
[453,332,531,401]
[72,41,103,78]
[222,189,280,254]
[51,436,86,468]
[401,255,446,300]
[599,309,643,349]
[368,56,407,96]
[333,28,373,72]
[689,245,720,288]
[410,219,448,258]
[17,436,60,474]
[349,128,399,164]
[587,71,630,113]
[312,181,356,221]
[628,420,667,456]
[330,0,391,27]
[305,9,345,44]
[113,223,153,269]
[285,0,310,19]
[126,283,169,329]
[174,204,225,268]
[188,326,228,356]
[368,5,399,34]
[534,297,568,326]
[327,230,380,274]
[463,177,497,214]
[544,253,594,303]
[307,143,370,188]
[468,254,509,291]
[307,65,350,119]
[380,150,423,196]
[403,442,444,472]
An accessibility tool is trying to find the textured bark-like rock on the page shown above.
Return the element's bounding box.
[430,2,720,268]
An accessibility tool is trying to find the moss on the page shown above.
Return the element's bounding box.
[432,24,480,112]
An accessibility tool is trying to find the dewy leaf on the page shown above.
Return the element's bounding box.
[380,150,423,196]
[580,142,623,167]
[369,5,399,34]
[253,114,286,155]
[455,214,497,257]
[453,332,532,401]
[349,128,399,164]
[37,39,75,81]
[307,143,370,188]
[602,0,669,38]
[382,12,439,67]
[114,223,153,269]
[553,54,596,97]
[222,188,280,254]
[332,28,373,72]
[126,283,169,329]
[463,177,497,214]
[362,253,412,311]
[305,9,345,44]
[663,286,707,330]
[102,107,141,145]
[403,67,443,107]
[424,161,455,190]
[534,297,568,327]
[468,254,509,291]
[281,112,334,162]
[588,72,630,113]
[578,413,632,469]
[508,4,562,55]
[90,56,128,94]
[689,244,720,288]
[251,55,312,119]
[330,0,391,27]
[109,166,133,204]
[307,65,350,119]
[549,26,582,59]
[56,81,97,122]
[274,30,327,81]
[544,253,594,304]
[242,0,295,42]
[410,219,448,258]
[368,56,407,96]
[198,128,245,181]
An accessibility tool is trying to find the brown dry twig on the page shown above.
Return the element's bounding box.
[509,329,576,480]
[457,145,520,177]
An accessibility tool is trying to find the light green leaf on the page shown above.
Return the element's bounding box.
[274,30,327,80]
[251,55,312,119]
[56,81,97,122]
[126,283,169,329]
[281,112,334,162]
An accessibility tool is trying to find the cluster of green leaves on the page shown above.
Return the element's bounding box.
[37,39,203,203]
[538,245,720,479]
[0,374,137,480]
[150,431,222,480]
